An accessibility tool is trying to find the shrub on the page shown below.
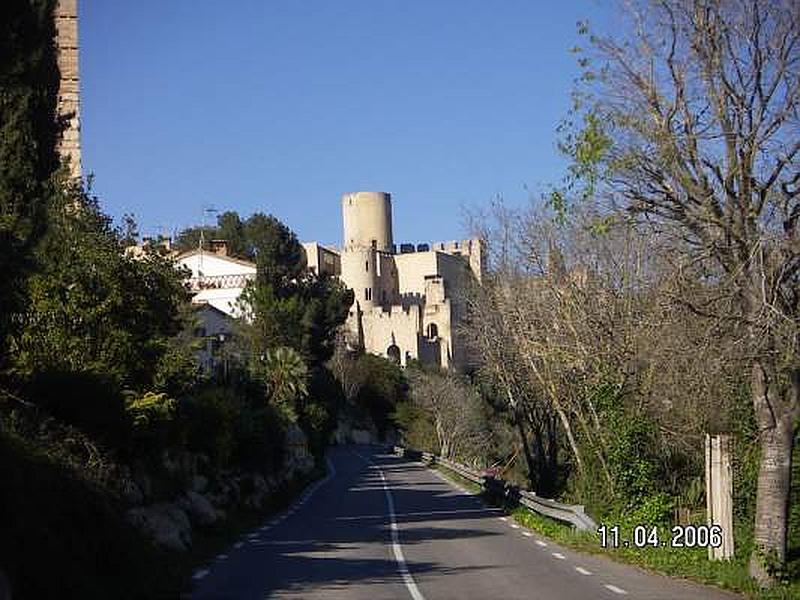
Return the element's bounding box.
[179,386,238,467]
[124,390,178,458]
[22,370,129,450]
[0,428,180,599]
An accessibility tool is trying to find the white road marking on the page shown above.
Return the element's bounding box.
[234,542,243,549]
[335,508,496,521]
[216,554,228,560]
[575,567,592,575]
[535,540,547,547]
[604,584,628,595]
[522,532,533,537]
[499,517,508,522]
[510,523,520,529]
[192,569,209,580]
[552,552,566,560]
[377,466,426,600]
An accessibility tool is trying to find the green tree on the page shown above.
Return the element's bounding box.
[216,210,247,257]
[238,213,352,366]
[12,188,188,390]
[0,0,60,369]
[565,0,799,582]
[245,213,306,284]
[262,346,308,421]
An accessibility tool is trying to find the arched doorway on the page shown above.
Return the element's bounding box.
[386,344,401,364]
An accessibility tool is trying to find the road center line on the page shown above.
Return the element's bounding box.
[552,552,566,560]
[604,584,628,595]
[377,466,426,600]
[535,540,547,547]
[575,567,592,575]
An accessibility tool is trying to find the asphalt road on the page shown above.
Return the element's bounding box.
[191,445,740,600]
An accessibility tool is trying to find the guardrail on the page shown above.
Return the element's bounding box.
[393,445,597,532]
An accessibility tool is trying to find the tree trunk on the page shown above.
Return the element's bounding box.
[514,403,538,490]
[748,360,799,585]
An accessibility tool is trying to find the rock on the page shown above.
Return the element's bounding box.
[178,491,218,526]
[350,429,373,444]
[121,479,144,505]
[0,568,11,600]
[132,471,153,502]
[284,424,314,476]
[252,474,268,493]
[191,475,208,493]
[126,503,192,551]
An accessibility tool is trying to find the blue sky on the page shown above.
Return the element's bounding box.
[81,1,611,247]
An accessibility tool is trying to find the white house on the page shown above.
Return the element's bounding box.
[176,242,257,318]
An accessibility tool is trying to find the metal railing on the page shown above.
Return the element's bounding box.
[393,445,597,532]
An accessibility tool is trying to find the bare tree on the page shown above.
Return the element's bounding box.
[571,0,800,581]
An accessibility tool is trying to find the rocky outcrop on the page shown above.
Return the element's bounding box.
[284,423,315,477]
[178,491,221,527]
[123,436,317,551]
[126,503,192,551]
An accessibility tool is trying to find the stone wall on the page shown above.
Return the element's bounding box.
[54,0,81,179]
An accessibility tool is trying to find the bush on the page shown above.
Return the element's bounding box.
[22,370,129,450]
[179,386,238,467]
[353,354,407,437]
[124,390,178,459]
[233,404,285,472]
[0,428,180,599]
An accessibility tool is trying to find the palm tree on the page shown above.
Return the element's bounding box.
[263,346,308,421]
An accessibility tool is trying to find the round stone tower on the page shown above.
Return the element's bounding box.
[341,191,393,252]
[341,192,394,310]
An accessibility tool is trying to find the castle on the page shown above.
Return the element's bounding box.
[305,192,484,371]
[53,5,480,371]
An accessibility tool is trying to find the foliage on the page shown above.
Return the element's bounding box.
[0,0,60,370]
[20,370,129,451]
[179,386,239,468]
[558,1,800,580]
[397,365,493,463]
[261,346,308,421]
[124,390,178,456]
[175,210,307,279]
[10,191,188,390]
[352,353,407,437]
[0,421,180,600]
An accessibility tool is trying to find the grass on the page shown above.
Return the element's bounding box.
[430,462,800,600]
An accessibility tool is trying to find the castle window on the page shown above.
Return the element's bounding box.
[382,290,387,303]
[427,323,438,339]
[371,239,377,249]
[365,288,372,301]
[387,344,401,364]
[365,260,369,272]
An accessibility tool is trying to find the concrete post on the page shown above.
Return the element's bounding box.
[705,434,734,560]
